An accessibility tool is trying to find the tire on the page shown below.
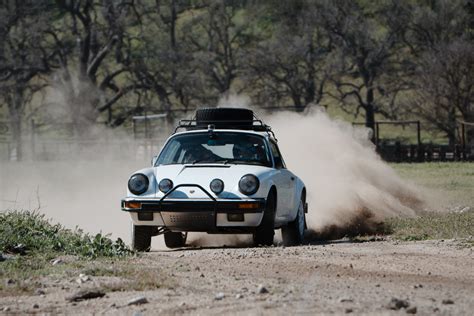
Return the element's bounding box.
[164,232,187,248]
[281,196,306,246]
[196,108,254,127]
[132,225,153,252]
[253,192,276,246]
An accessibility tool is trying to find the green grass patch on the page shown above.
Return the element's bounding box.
[383,211,474,241]
[0,210,132,258]
[392,162,474,208]
[383,163,473,243]
[0,210,135,295]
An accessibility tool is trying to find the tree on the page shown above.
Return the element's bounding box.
[244,1,330,111]
[405,0,473,145]
[317,0,411,136]
[0,1,55,160]
[50,0,144,135]
[409,40,473,145]
[125,0,197,123]
[182,1,252,101]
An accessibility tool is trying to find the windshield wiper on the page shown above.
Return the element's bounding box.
[192,159,229,165]
[229,159,268,166]
[192,159,209,164]
[213,159,229,164]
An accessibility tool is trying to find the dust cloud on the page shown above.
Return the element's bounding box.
[264,108,426,239]
[0,159,147,243]
[0,99,426,249]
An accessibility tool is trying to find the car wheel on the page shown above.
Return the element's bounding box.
[253,192,276,246]
[281,197,306,246]
[164,232,187,248]
[132,225,153,252]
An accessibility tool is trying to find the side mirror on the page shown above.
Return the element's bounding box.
[151,155,158,166]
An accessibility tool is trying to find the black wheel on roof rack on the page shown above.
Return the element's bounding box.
[196,108,254,127]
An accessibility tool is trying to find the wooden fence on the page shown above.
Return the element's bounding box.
[377,143,473,162]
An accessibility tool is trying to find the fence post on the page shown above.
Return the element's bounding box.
[416,120,421,152]
[461,122,466,160]
[31,119,36,161]
[375,122,380,146]
[132,118,137,140]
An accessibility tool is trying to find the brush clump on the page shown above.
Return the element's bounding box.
[0,210,132,258]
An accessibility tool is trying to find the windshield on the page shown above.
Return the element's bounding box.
[156,132,272,167]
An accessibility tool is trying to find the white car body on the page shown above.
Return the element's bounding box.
[122,108,307,249]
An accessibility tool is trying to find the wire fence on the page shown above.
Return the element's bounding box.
[0,118,473,162]
[0,117,171,162]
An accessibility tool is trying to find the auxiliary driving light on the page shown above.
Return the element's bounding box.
[210,179,224,194]
[159,178,174,193]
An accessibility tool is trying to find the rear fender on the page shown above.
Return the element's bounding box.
[289,178,306,222]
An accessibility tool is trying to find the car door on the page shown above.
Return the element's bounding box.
[269,140,295,220]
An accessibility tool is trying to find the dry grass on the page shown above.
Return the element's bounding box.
[384,163,473,242]
[383,210,473,241]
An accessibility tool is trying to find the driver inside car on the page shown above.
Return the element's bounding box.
[184,144,215,163]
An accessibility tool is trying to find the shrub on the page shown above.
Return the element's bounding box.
[0,210,132,258]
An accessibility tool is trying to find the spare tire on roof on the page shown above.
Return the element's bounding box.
[196,108,254,128]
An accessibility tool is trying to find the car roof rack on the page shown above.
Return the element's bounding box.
[174,113,277,140]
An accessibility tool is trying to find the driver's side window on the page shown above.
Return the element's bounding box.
[270,141,285,169]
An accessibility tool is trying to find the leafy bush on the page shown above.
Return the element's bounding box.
[0,210,132,258]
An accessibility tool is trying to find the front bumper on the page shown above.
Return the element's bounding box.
[121,184,266,232]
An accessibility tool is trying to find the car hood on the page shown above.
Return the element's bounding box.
[153,163,272,199]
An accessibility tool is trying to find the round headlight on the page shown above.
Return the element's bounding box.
[128,173,149,195]
[210,179,224,194]
[238,174,259,195]
[159,178,173,193]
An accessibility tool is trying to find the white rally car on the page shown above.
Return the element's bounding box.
[121,108,307,250]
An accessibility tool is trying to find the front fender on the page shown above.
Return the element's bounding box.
[126,167,157,198]
[253,171,277,199]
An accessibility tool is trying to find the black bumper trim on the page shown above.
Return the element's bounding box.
[122,199,266,214]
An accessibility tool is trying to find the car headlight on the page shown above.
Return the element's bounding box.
[128,173,149,195]
[159,178,173,193]
[238,174,259,195]
[210,179,224,194]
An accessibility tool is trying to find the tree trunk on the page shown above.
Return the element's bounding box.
[304,41,316,106]
[447,107,456,147]
[365,87,376,143]
[292,94,304,112]
[463,112,474,147]
[8,87,24,161]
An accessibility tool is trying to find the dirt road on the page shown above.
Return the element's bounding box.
[1,239,473,315]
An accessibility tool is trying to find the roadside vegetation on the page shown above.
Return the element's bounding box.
[392,162,474,208]
[0,211,136,295]
[0,211,131,258]
[383,211,473,241]
[384,163,474,242]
